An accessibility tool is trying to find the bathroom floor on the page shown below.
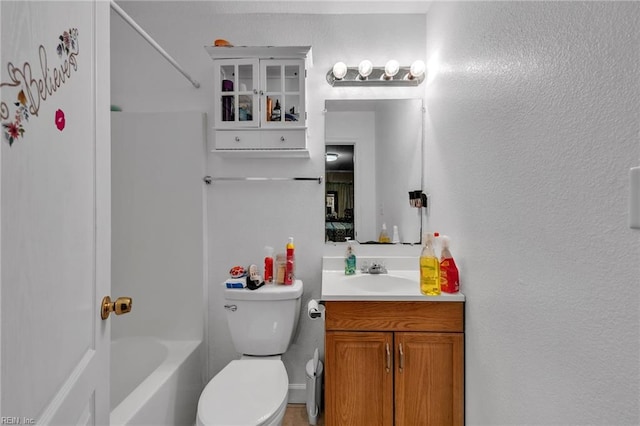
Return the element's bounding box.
[283,404,324,426]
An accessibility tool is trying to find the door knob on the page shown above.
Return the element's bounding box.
[101,296,132,320]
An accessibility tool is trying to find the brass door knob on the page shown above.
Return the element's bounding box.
[101,296,133,320]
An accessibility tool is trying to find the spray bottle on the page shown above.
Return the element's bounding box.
[419,233,440,296]
[439,236,459,293]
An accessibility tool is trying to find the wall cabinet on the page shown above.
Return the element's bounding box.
[205,46,311,156]
[324,301,464,426]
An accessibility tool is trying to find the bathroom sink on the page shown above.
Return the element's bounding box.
[321,255,465,301]
[342,273,418,292]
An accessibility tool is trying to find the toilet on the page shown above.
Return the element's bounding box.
[197,280,303,426]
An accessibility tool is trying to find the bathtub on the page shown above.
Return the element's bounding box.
[110,337,203,426]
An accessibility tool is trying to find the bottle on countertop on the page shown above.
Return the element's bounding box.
[392,225,400,244]
[264,246,274,284]
[344,243,356,275]
[284,237,295,285]
[439,236,459,293]
[420,233,440,296]
[378,223,391,243]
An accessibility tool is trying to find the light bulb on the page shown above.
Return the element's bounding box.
[384,60,399,79]
[325,152,339,162]
[332,62,347,80]
[358,60,373,79]
[409,60,426,79]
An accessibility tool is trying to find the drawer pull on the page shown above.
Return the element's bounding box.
[385,343,391,373]
[280,136,286,142]
[399,343,404,372]
[234,136,240,142]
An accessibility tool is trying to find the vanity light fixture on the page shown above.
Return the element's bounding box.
[325,152,339,162]
[326,60,426,86]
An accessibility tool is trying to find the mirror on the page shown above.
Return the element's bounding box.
[325,98,423,244]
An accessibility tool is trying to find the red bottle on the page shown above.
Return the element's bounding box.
[264,246,274,283]
[284,237,295,285]
[439,236,459,293]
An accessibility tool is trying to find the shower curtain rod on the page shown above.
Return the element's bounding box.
[110,0,201,89]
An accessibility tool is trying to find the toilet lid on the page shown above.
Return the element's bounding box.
[198,359,288,426]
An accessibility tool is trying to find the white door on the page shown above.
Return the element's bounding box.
[0,1,110,425]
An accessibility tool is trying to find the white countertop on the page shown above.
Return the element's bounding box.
[321,256,465,302]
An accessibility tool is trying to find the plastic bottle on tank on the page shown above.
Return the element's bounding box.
[284,237,295,285]
[264,246,274,283]
[420,233,440,296]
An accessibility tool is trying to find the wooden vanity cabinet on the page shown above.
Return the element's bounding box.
[324,301,464,426]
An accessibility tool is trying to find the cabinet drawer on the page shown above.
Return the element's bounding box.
[325,301,464,332]
[215,130,259,149]
[261,129,305,149]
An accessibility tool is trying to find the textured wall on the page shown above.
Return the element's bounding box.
[425,2,640,424]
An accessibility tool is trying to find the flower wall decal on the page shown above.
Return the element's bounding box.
[1,28,79,146]
[55,109,65,131]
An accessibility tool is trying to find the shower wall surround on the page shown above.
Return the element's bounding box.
[111,3,427,401]
[111,111,206,341]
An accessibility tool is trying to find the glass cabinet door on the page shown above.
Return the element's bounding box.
[260,59,305,127]
[214,58,259,128]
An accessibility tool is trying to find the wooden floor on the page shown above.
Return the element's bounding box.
[283,404,324,426]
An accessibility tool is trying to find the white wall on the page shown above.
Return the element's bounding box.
[110,1,427,399]
[425,2,640,424]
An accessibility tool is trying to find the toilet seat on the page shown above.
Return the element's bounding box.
[197,359,288,426]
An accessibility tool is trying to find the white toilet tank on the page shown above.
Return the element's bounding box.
[223,280,303,356]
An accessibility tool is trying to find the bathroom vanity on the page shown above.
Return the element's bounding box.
[322,256,465,426]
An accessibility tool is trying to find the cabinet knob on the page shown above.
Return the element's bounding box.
[235,136,240,142]
[253,89,258,95]
[280,136,286,142]
[259,90,264,96]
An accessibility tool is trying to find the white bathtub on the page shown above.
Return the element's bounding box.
[110,337,203,426]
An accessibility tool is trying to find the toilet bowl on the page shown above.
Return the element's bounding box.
[197,280,303,426]
[197,359,288,426]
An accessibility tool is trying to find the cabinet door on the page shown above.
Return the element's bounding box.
[260,59,305,128]
[395,332,464,426]
[213,58,260,128]
[325,331,393,426]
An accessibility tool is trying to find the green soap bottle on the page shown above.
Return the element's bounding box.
[344,243,356,275]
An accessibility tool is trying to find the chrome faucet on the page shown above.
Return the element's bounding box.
[361,262,387,274]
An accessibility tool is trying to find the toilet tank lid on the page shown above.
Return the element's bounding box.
[224,280,303,301]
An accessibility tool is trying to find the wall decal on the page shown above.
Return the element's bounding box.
[1,28,79,146]
[55,109,65,131]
